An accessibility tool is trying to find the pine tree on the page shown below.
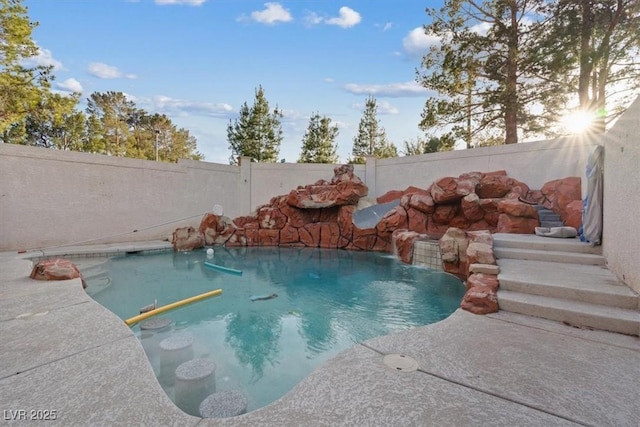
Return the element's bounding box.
[0,0,54,140]
[350,96,397,163]
[418,0,555,145]
[227,85,283,164]
[298,112,339,163]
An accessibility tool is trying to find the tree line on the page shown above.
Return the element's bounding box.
[1,0,637,164]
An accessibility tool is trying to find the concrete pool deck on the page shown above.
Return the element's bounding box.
[1,243,639,426]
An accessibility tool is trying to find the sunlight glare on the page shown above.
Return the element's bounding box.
[562,110,594,134]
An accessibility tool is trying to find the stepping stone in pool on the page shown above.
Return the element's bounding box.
[139,317,173,358]
[199,390,248,418]
[159,334,194,386]
[140,317,172,331]
[174,358,217,416]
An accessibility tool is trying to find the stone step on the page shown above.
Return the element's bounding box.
[494,247,605,265]
[493,233,601,255]
[497,290,640,336]
[497,259,639,309]
[538,214,562,222]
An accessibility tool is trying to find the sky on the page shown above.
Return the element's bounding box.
[25,0,444,164]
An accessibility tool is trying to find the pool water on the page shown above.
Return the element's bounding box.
[87,247,464,416]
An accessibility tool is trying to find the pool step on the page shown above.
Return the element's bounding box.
[497,291,640,336]
[493,246,605,265]
[498,259,639,309]
[494,234,640,336]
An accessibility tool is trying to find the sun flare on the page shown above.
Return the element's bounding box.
[561,110,594,134]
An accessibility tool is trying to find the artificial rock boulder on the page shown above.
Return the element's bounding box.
[439,228,500,315]
[177,168,582,253]
[30,258,87,289]
[191,164,391,251]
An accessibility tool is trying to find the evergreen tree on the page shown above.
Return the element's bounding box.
[86,91,135,157]
[85,91,202,161]
[418,0,555,145]
[227,85,283,164]
[25,92,82,149]
[298,112,339,163]
[0,0,54,140]
[350,96,398,163]
[402,135,455,155]
[541,0,640,132]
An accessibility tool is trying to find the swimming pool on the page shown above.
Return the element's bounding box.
[87,247,464,416]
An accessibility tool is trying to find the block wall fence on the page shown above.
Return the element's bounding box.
[1,95,638,292]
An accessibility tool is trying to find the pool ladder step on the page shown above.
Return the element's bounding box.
[493,233,640,336]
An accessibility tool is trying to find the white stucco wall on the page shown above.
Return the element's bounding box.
[372,136,598,198]
[1,116,631,272]
[0,144,240,251]
[603,96,640,293]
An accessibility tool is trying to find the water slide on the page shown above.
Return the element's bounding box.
[352,199,400,229]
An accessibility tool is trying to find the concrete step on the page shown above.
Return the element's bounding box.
[538,211,561,219]
[539,215,561,221]
[497,259,639,309]
[497,290,640,336]
[494,246,605,265]
[493,233,601,255]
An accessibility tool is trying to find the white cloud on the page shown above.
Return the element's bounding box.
[325,6,361,28]
[303,11,323,26]
[21,47,63,70]
[403,27,440,59]
[87,62,137,79]
[249,2,293,25]
[343,81,429,98]
[324,77,335,83]
[377,100,399,115]
[155,0,206,5]
[376,22,392,32]
[56,78,83,93]
[153,95,234,118]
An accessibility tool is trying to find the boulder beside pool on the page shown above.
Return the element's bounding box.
[30,258,87,289]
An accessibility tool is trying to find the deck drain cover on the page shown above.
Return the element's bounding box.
[383,354,418,372]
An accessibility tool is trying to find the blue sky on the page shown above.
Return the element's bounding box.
[26,0,443,164]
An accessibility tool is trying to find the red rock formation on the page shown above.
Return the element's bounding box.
[496,214,539,234]
[392,229,427,264]
[287,165,368,209]
[461,193,484,222]
[497,199,539,219]
[564,199,583,229]
[477,174,511,198]
[540,177,582,224]
[172,226,205,251]
[461,286,498,314]
[30,258,87,289]
[377,190,403,204]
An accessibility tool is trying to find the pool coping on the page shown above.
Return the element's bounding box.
[1,241,639,426]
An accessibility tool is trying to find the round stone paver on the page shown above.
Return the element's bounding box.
[176,358,216,381]
[140,317,172,331]
[199,390,248,418]
[159,334,194,387]
[174,358,217,416]
[160,334,194,351]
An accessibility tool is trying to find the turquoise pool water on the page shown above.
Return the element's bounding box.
[87,247,464,416]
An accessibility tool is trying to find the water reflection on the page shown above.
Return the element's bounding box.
[89,247,465,412]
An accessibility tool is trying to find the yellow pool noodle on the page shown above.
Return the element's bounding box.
[124,288,222,326]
